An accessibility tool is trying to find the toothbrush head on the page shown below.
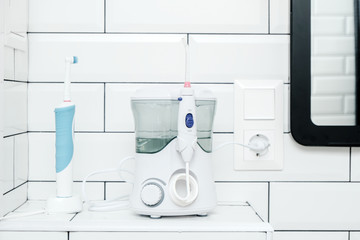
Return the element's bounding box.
[65,56,78,64]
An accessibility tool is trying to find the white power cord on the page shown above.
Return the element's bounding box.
[0,210,47,221]
[214,135,270,154]
[82,156,135,212]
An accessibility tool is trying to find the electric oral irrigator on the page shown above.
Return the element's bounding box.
[46,56,82,214]
[130,42,217,218]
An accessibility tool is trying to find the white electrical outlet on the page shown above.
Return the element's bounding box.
[234,80,283,170]
[244,130,274,161]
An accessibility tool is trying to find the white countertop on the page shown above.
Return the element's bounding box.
[0,201,273,233]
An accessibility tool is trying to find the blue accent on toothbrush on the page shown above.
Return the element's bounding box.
[73,56,78,64]
[55,105,75,173]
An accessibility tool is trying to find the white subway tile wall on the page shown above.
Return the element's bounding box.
[351,232,360,240]
[311,0,356,125]
[28,0,104,32]
[270,183,360,230]
[18,0,360,237]
[273,232,349,240]
[1,0,28,217]
[106,0,268,33]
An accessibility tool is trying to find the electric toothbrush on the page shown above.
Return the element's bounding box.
[46,56,82,214]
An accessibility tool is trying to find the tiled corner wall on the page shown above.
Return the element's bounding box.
[1,0,29,217]
[311,0,356,125]
[24,0,360,239]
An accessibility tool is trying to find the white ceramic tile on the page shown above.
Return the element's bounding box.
[73,133,135,181]
[28,133,135,181]
[351,232,360,240]
[4,46,14,80]
[312,17,345,36]
[9,0,28,35]
[283,84,290,133]
[14,133,28,187]
[28,83,104,131]
[270,0,290,33]
[274,232,348,240]
[28,181,104,201]
[106,0,268,33]
[105,182,133,201]
[270,183,360,230]
[346,56,355,74]
[311,114,355,126]
[28,133,56,181]
[105,83,233,133]
[73,232,265,240]
[311,96,343,114]
[28,34,186,83]
[4,81,27,136]
[313,76,355,95]
[213,133,349,181]
[0,232,67,240]
[314,0,354,15]
[29,0,103,32]
[344,95,355,114]
[346,17,355,35]
[314,36,355,55]
[215,183,268,221]
[5,32,27,51]
[3,137,14,193]
[2,183,27,216]
[311,57,345,75]
[15,47,28,81]
[351,148,360,181]
[189,35,289,83]
[74,232,265,240]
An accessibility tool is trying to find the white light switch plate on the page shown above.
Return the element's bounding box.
[234,80,283,170]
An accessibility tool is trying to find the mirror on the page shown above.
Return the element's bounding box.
[291,0,360,146]
[311,0,356,126]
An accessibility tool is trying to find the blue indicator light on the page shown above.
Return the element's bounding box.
[185,113,194,128]
[178,97,183,101]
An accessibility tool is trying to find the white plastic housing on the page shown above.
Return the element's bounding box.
[130,139,217,217]
[234,79,283,170]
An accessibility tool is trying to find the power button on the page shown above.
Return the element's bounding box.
[185,113,194,128]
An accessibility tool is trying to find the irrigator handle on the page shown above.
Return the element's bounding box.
[55,103,75,197]
[177,82,197,163]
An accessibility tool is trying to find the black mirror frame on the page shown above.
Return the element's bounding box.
[291,0,360,146]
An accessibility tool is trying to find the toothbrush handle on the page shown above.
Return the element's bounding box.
[55,104,75,197]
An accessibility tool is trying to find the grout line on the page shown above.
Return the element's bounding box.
[12,137,15,190]
[350,147,352,182]
[268,0,271,34]
[3,131,28,138]
[247,201,265,222]
[69,213,78,222]
[276,230,354,232]
[267,182,270,223]
[4,79,28,84]
[27,81,237,85]
[104,0,106,33]
[104,182,107,200]
[3,181,27,195]
[27,32,290,35]
[104,83,106,132]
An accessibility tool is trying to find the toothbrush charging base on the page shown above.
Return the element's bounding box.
[46,196,82,214]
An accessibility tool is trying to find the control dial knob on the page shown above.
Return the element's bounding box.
[141,183,164,207]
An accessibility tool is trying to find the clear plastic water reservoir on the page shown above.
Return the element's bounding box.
[131,87,216,154]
